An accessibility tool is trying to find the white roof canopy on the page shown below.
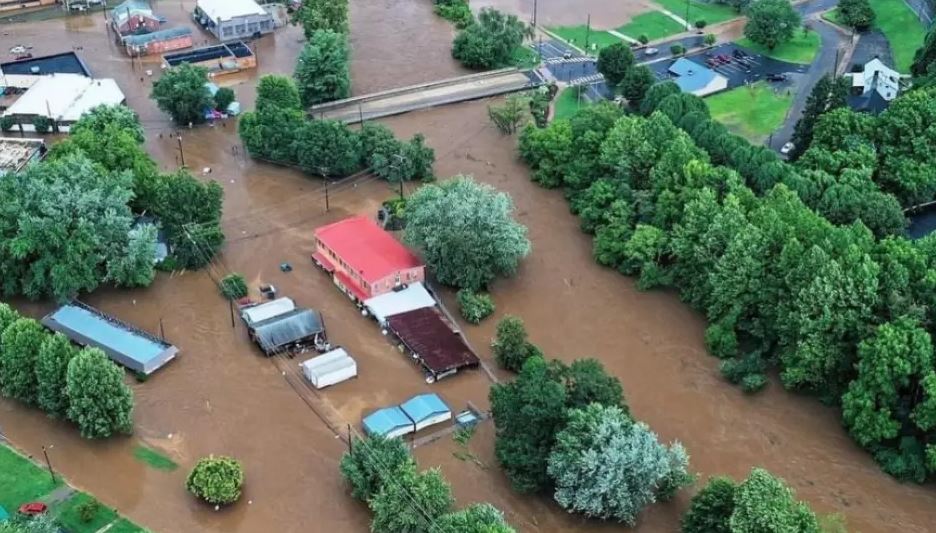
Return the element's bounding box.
[2,74,124,122]
[364,283,436,325]
[197,0,266,21]
[241,297,296,326]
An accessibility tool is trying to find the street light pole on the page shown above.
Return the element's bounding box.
[177,135,185,167]
[532,0,537,27]
[584,14,591,53]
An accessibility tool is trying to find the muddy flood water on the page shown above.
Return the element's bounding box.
[1,1,936,532]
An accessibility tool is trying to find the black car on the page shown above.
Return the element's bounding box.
[766,73,788,82]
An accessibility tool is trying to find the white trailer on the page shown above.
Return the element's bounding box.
[300,347,357,389]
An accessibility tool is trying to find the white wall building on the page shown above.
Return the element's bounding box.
[194,0,274,41]
[2,73,125,133]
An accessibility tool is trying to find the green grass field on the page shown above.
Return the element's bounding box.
[706,83,794,143]
[736,30,821,64]
[0,444,61,510]
[869,0,926,73]
[56,493,119,533]
[821,8,845,26]
[133,445,178,471]
[547,25,623,51]
[653,0,741,26]
[107,518,150,533]
[616,11,687,41]
[554,87,587,120]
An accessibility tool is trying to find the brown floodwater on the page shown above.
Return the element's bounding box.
[1,2,935,533]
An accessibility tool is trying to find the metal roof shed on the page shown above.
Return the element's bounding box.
[363,406,414,439]
[364,282,435,325]
[385,307,480,381]
[300,348,357,389]
[241,297,296,327]
[41,302,178,375]
[400,393,451,432]
[251,308,325,355]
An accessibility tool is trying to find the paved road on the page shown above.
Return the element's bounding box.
[902,0,934,27]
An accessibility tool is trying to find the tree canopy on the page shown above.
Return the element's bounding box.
[66,347,134,439]
[743,0,801,50]
[294,30,351,107]
[404,176,531,291]
[838,0,875,31]
[452,8,532,69]
[186,455,245,505]
[430,503,515,533]
[340,434,416,502]
[291,0,348,38]
[151,64,213,125]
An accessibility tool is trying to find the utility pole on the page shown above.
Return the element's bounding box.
[177,135,185,167]
[321,167,330,211]
[391,154,406,199]
[347,424,353,453]
[358,103,364,127]
[229,299,235,329]
[159,317,165,341]
[584,14,591,53]
[532,0,537,27]
[685,0,691,31]
[42,446,56,483]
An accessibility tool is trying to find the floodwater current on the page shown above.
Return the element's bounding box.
[0,1,935,532]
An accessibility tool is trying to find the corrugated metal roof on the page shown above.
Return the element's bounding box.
[364,283,435,324]
[241,297,296,326]
[252,308,324,352]
[668,58,717,93]
[314,216,422,284]
[385,307,479,375]
[400,394,450,423]
[122,27,192,46]
[363,406,413,437]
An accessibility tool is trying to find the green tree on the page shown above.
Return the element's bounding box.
[291,0,348,38]
[0,303,20,336]
[35,332,78,418]
[704,33,717,46]
[186,455,245,505]
[560,358,627,410]
[789,75,849,160]
[238,107,305,164]
[32,116,52,134]
[547,404,692,524]
[220,273,248,300]
[213,87,236,111]
[488,93,529,134]
[369,133,436,183]
[913,25,936,77]
[70,104,144,143]
[729,468,821,532]
[294,119,363,177]
[340,434,416,501]
[404,176,531,291]
[517,119,573,188]
[457,289,495,323]
[838,0,875,31]
[151,63,213,125]
[621,65,656,106]
[430,503,515,533]
[255,75,303,112]
[452,8,532,69]
[681,477,737,533]
[491,315,541,372]
[596,42,635,87]
[743,0,801,50]
[294,30,351,107]
[0,514,58,533]
[876,87,936,206]
[369,467,453,533]
[0,116,14,132]
[66,348,134,438]
[0,318,46,404]
[106,224,157,288]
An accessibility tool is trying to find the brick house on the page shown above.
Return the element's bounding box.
[312,216,425,302]
[110,0,161,35]
[121,27,193,57]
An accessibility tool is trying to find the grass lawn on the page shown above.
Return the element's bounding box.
[554,87,587,120]
[736,30,821,64]
[653,0,741,25]
[706,83,793,143]
[55,492,118,533]
[0,444,61,511]
[133,445,178,471]
[547,25,623,51]
[821,8,845,26]
[616,11,687,41]
[868,0,926,73]
[107,518,150,533]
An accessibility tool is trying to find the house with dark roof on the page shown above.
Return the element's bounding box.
[668,58,728,97]
[847,58,904,115]
[312,216,425,303]
[385,307,480,382]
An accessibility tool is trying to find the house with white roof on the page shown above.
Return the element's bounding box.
[2,73,126,133]
[193,0,274,41]
[847,58,905,114]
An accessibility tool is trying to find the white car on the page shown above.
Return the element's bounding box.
[780,142,795,155]
[644,47,659,56]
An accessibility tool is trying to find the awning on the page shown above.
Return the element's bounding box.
[334,270,369,301]
[311,251,335,272]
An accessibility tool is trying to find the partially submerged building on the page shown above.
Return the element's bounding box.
[121,27,193,57]
[363,406,414,439]
[0,52,92,77]
[668,58,728,97]
[385,307,480,382]
[240,297,296,328]
[0,0,55,13]
[110,0,160,35]
[248,308,327,356]
[162,41,256,75]
[0,137,45,176]
[847,58,903,114]
[193,0,274,41]
[363,282,435,326]
[400,394,451,432]
[41,301,178,376]
[312,216,425,303]
[1,74,125,133]
[300,347,357,389]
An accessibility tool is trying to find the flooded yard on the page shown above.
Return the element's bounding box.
[1,1,935,532]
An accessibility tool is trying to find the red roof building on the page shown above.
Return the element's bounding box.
[312,216,425,302]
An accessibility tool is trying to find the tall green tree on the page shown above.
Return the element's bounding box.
[294,30,351,107]
[70,104,144,143]
[452,8,532,69]
[151,64,213,125]
[838,0,875,30]
[430,503,515,533]
[789,75,849,160]
[369,467,453,533]
[596,43,635,87]
[291,0,348,38]
[294,119,363,177]
[621,65,657,107]
[186,456,244,505]
[743,0,801,50]
[681,477,737,533]
[404,176,531,291]
[339,435,416,502]
[491,315,540,372]
[35,332,78,418]
[0,318,46,404]
[66,348,134,438]
[106,224,157,288]
[875,87,936,206]
[255,75,303,112]
[730,468,821,532]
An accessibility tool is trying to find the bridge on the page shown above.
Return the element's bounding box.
[309,67,544,124]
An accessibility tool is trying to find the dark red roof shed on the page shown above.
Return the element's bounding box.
[385,307,480,376]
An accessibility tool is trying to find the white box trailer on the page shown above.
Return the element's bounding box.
[300,347,357,389]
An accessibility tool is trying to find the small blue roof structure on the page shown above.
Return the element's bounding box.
[668,58,718,94]
[400,394,450,424]
[41,302,178,375]
[0,504,9,522]
[363,406,414,439]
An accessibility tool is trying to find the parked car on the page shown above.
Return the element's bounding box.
[781,142,795,155]
[644,47,659,55]
[767,73,788,82]
[18,502,47,516]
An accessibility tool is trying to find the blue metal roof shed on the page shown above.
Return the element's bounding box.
[41,302,178,375]
[667,58,727,96]
[363,406,414,439]
[400,393,452,431]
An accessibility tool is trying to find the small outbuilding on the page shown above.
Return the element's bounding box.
[300,347,357,389]
[363,406,414,439]
[1,74,125,133]
[241,297,296,328]
[400,393,451,432]
[249,308,326,355]
[0,137,45,177]
[363,282,435,326]
[668,58,728,97]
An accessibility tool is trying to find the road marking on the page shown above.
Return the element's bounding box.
[657,8,691,30]
[607,29,640,44]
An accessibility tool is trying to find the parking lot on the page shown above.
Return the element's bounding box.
[647,42,805,92]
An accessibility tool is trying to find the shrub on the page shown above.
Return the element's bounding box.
[638,34,650,45]
[435,0,474,28]
[457,290,495,324]
[220,273,248,300]
[214,87,236,111]
[0,116,14,132]
[77,498,101,523]
[704,33,717,46]
[32,115,52,133]
[186,456,244,505]
[491,315,540,372]
[695,19,707,29]
[670,44,686,56]
[741,374,768,393]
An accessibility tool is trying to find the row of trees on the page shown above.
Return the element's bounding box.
[0,303,134,438]
[596,43,656,107]
[289,0,351,107]
[518,96,936,482]
[340,434,516,532]
[151,64,235,126]
[452,8,532,69]
[239,76,434,181]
